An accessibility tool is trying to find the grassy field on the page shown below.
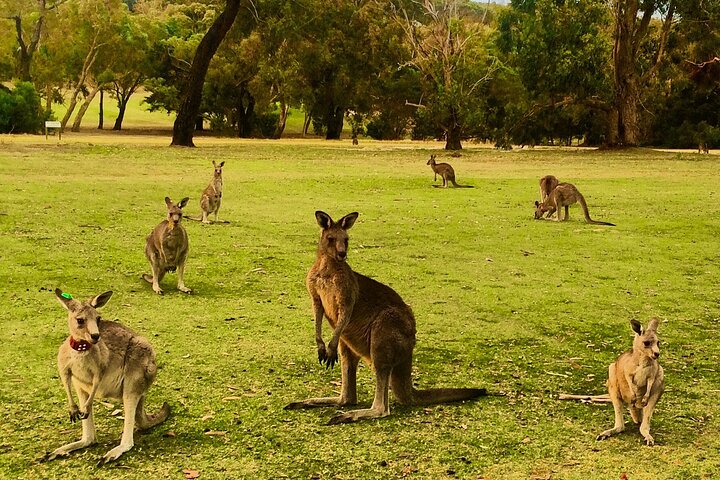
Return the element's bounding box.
[0,133,718,480]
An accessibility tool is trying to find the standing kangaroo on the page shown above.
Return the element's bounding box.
[285,211,486,424]
[534,183,615,226]
[539,175,559,203]
[42,289,170,465]
[427,154,472,188]
[143,196,191,295]
[597,319,664,446]
[200,160,224,223]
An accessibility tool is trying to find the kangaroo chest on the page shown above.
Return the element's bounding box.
[66,350,125,399]
[631,363,655,389]
[161,229,186,264]
[308,266,358,327]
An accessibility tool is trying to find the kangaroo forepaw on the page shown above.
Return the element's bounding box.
[68,406,81,423]
[323,352,338,369]
[317,345,327,364]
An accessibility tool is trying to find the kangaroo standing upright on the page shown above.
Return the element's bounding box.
[200,161,224,223]
[43,289,170,465]
[285,211,486,424]
[539,175,559,203]
[534,183,615,226]
[597,319,664,446]
[143,196,191,294]
[426,154,472,188]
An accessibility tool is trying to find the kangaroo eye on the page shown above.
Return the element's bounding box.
[643,340,652,347]
[327,237,335,243]
[77,318,85,326]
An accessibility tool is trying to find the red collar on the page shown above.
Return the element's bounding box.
[69,337,93,352]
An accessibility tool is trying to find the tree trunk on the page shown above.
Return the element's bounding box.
[325,105,344,140]
[112,99,128,131]
[195,116,204,131]
[302,110,312,137]
[71,84,100,132]
[236,94,255,137]
[98,88,104,129]
[273,100,288,139]
[171,0,242,147]
[444,108,463,150]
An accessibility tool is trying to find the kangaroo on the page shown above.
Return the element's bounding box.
[42,289,170,465]
[534,183,615,226]
[698,142,709,154]
[539,175,559,203]
[200,161,224,223]
[597,318,664,446]
[427,154,472,188]
[143,196,191,295]
[285,211,486,424]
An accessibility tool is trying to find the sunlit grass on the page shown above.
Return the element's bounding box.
[0,136,718,479]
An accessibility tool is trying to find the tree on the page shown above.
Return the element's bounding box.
[1,0,67,81]
[171,0,242,147]
[397,0,499,150]
[610,0,675,146]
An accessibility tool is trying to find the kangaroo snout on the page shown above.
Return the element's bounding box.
[337,250,347,260]
[90,333,100,342]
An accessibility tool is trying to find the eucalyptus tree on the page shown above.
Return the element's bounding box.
[396,0,499,150]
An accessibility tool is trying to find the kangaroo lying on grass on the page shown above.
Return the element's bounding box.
[285,211,486,424]
[200,160,224,223]
[42,289,170,465]
[427,154,472,188]
[143,196,191,295]
[534,183,615,226]
[597,318,664,446]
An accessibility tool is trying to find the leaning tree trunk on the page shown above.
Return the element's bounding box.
[71,84,100,132]
[98,88,104,129]
[171,0,242,147]
[273,100,289,139]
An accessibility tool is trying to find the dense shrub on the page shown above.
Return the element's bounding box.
[0,82,46,134]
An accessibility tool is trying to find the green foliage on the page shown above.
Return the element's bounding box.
[0,81,46,133]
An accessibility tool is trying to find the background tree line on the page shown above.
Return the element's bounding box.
[0,0,718,150]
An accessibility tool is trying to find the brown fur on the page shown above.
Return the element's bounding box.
[534,183,615,226]
[284,211,486,424]
[698,143,709,154]
[143,196,191,295]
[539,175,559,203]
[597,319,664,446]
[200,161,224,223]
[42,289,170,465]
[427,154,472,188]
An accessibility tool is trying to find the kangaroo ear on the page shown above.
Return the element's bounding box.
[338,212,359,230]
[219,161,225,167]
[165,196,173,208]
[646,317,659,333]
[630,319,643,336]
[179,197,190,209]
[315,211,333,229]
[91,291,113,308]
[535,201,540,207]
[55,288,75,311]
[212,160,217,168]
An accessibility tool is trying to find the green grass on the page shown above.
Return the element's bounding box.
[0,136,718,479]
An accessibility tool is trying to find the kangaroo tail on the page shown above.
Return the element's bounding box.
[577,192,615,226]
[411,387,487,405]
[450,180,474,188]
[184,215,203,222]
[135,397,171,431]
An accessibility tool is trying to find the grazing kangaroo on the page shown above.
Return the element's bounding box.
[42,289,170,465]
[143,196,191,294]
[427,154,472,188]
[534,183,615,226]
[698,142,709,154]
[200,161,224,223]
[597,318,664,446]
[285,211,486,424]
